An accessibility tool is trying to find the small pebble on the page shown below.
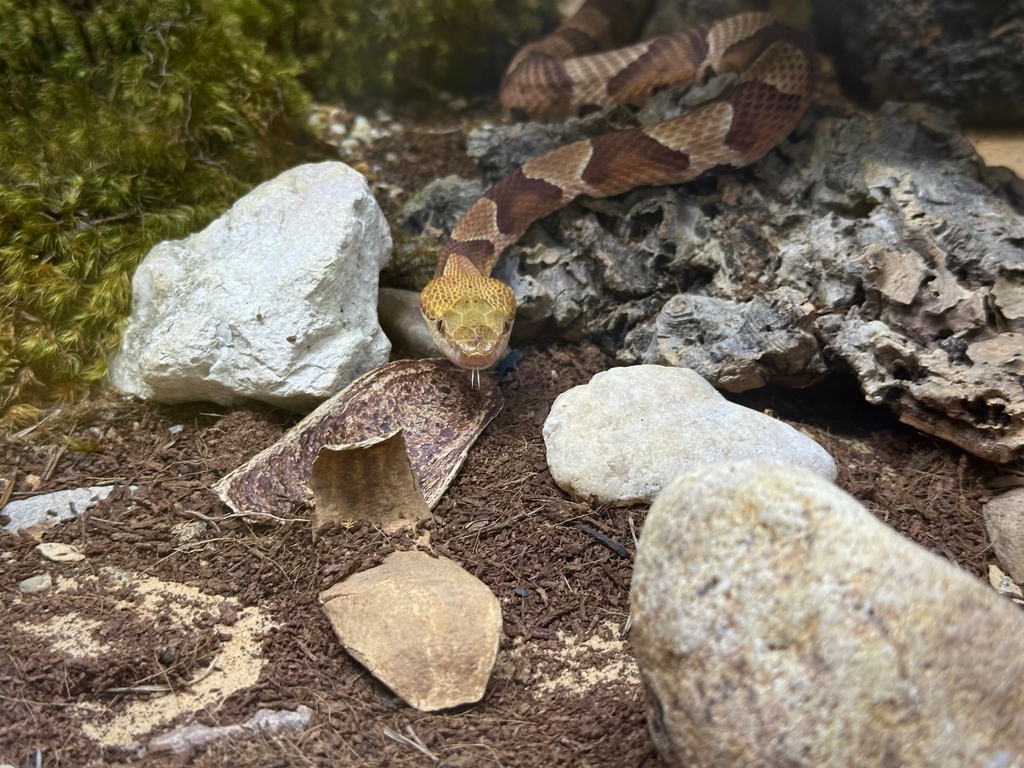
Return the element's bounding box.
[19,573,53,595]
[36,542,85,562]
[349,115,374,144]
[219,600,239,626]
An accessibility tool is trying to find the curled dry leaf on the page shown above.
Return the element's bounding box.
[214,359,503,519]
[309,430,430,530]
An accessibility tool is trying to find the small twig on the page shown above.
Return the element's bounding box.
[410,126,462,136]
[77,503,88,550]
[628,515,640,549]
[619,614,632,639]
[382,724,439,761]
[12,408,61,438]
[224,510,307,525]
[43,442,68,482]
[102,655,219,696]
[538,605,575,628]
[574,523,630,558]
[0,463,17,509]
[175,507,222,534]
[600,562,628,591]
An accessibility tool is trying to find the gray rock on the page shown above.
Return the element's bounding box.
[642,288,827,391]
[632,460,1024,767]
[2,486,115,534]
[109,162,392,411]
[813,0,1024,125]
[19,574,53,595]
[399,175,484,236]
[542,366,835,503]
[985,487,1024,584]
[378,287,443,360]
[320,551,502,711]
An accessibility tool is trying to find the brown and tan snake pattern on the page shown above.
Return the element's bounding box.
[419,0,816,380]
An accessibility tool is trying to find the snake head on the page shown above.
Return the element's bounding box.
[419,266,516,371]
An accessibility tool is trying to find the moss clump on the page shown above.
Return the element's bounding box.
[238,0,559,103]
[0,0,311,424]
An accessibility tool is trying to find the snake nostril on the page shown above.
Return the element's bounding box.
[435,319,444,333]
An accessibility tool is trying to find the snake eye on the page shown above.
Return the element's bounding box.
[435,319,444,333]
[503,320,512,335]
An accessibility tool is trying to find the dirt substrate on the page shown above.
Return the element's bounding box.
[0,342,1004,767]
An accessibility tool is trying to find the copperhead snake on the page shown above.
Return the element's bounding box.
[419,0,816,383]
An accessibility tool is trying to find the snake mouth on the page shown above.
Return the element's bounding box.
[446,341,509,371]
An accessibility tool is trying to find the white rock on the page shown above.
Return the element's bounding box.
[984,487,1024,583]
[36,543,86,562]
[542,365,835,503]
[631,460,1024,767]
[19,573,53,595]
[109,162,392,411]
[320,551,502,711]
[2,486,115,533]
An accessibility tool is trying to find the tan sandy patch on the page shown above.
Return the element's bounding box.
[967,129,1024,178]
[18,568,275,747]
[497,619,641,698]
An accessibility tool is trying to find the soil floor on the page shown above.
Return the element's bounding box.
[0,340,1006,767]
[1,105,1018,767]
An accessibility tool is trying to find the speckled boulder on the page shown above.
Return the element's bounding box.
[632,460,1024,766]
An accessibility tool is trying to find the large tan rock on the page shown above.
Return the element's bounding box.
[320,551,502,711]
[631,460,1024,767]
[985,487,1024,584]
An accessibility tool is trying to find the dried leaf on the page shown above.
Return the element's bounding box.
[310,430,430,530]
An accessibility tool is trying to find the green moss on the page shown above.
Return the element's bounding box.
[237,0,559,102]
[0,0,311,422]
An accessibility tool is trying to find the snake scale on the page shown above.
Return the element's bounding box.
[419,0,816,382]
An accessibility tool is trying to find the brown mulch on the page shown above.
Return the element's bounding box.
[0,340,1002,767]
[0,104,1009,766]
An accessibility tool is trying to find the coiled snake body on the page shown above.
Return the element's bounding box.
[419,0,816,381]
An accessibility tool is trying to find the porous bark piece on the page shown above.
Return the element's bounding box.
[320,551,502,712]
[642,288,826,391]
[632,460,1024,766]
[215,359,503,518]
[812,0,1024,125]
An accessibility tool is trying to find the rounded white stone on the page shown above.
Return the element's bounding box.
[542,365,835,503]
